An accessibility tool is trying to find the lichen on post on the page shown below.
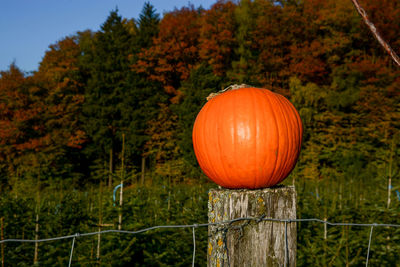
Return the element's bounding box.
[207,186,296,267]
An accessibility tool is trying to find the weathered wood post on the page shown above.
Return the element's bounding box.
[208,186,296,267]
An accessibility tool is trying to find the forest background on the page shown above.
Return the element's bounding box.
[0,0,400,266]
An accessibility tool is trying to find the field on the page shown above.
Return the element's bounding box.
[1,173,399,266]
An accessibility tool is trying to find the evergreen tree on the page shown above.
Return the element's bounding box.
[127,2,167,166]
[175,64,224,177]
[228,0,257,84]
[136,2,160,48]
[81,9,168,182]
[81,10,135,182]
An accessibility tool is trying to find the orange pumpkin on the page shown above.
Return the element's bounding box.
[192,87,303,189]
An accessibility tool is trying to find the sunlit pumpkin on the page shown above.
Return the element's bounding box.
[192,86,303,189]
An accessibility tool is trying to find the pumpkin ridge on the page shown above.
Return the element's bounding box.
[198,101,219,182]
[280,94,303,183]
[286,95,303,179]
[231,90,241,188]
[231,89,248,188]
[249,88,258,189]
[275,93,292,184]
[263,90,280,187]
[267,92,284,186]
[193,107,206,178]
[279,96,301,150]
[258,89,270,188]
[286,96,303,154]
[216,93,231,187]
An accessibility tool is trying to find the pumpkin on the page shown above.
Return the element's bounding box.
[192,87,303,189]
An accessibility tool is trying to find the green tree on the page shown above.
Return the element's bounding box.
[175,64,224,177]
[81,10,135,184]
[228,0,256,84]
[136,2,160,49]
[127,2,167,172]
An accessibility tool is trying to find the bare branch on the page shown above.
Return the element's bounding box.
[350,0,400,67]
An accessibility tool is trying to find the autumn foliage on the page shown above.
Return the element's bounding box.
[0,0,399,185]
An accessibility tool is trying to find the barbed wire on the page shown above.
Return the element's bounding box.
[1,216,399,267]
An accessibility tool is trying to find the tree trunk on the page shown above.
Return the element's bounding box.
[208,186,296,267]
[1,217,4,267]
[34,181,40,266]
[119,134,125,230]
[387,139,394,209]
[118,183,123,230]
[141,157,145,185]
[387,176,392,209]
[34,213,39,265]
[108,147,114,188]
[108,148,113,188]
[97,181,103,264]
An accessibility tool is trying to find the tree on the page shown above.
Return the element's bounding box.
[199,0,237,76]
[80,8,167,184]
[175,64,224,176]
[143,103,183,179]
[0,64,54,182]
[135,5,201,102]
[81,10,135,184]
[250,1,303,91]
[34,36,86,180]
[228,0,257,84]
[38,38,85,143]
[0,36,87,184]
[0,64,28,177]
[136,2,160,49]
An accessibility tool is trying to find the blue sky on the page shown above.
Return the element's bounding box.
[0,0,216,73]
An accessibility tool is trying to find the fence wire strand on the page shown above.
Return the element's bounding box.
[365,225,374,267]
[1,216,399,266]
[192,226,196,267]
[68,235,76,267]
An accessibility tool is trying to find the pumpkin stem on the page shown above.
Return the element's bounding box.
[206,84,251,101]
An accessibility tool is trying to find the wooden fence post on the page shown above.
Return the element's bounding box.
[208,186,296,267]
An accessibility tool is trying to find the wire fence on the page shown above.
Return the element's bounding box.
[1,216,399,267]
